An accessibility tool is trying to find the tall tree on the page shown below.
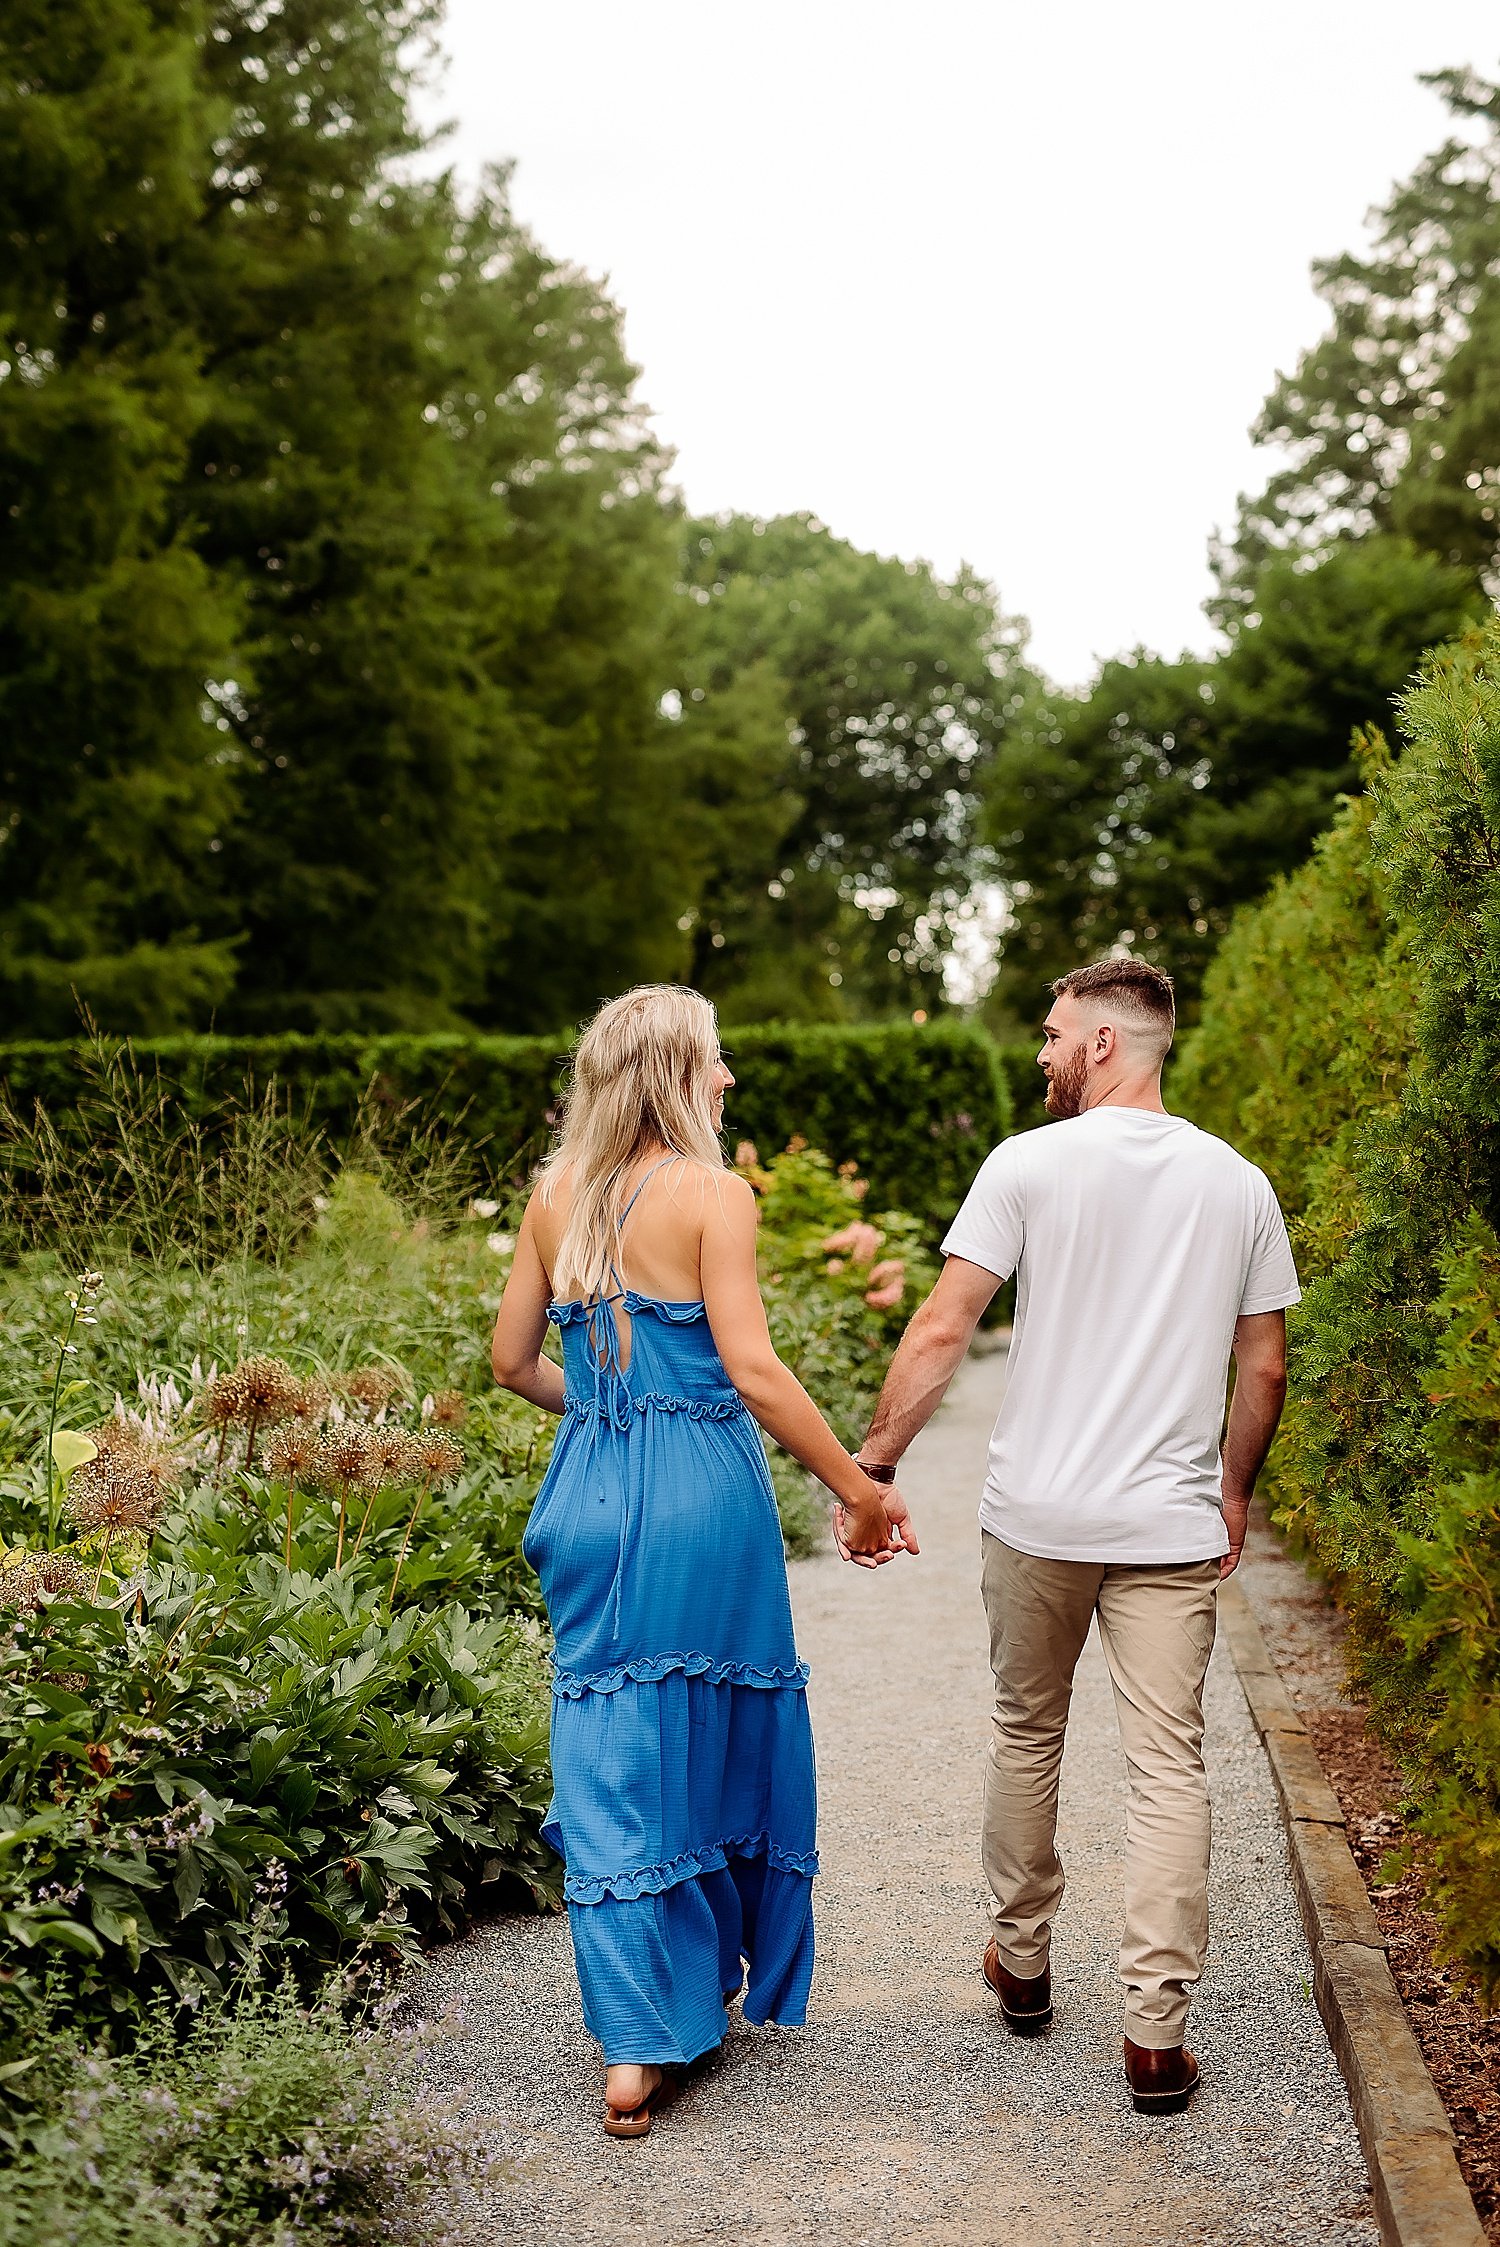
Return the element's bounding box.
[1220,66,1500,611]
[187,0,516,1030]
[673,514,1023,1020]
[984,538,1478,1023]
[0,0,243,1034]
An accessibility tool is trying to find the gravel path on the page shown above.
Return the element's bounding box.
[408,1347,1378,2245]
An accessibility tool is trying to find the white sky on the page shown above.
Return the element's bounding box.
[417,3,1498,686]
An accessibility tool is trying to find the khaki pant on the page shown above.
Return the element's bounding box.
[980,1531,1220,2048]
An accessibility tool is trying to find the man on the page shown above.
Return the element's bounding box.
[848,958,1298,2114]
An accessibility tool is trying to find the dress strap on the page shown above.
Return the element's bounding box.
[617,1152,683,1234]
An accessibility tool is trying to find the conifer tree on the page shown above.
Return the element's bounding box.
[1221,67,1500,605]
[0,0,243,1033]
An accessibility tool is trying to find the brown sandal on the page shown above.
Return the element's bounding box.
[603,2067,667,2139]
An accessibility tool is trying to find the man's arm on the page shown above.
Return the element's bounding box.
[860,1256,1003,1471]
[1219,1309,1289,1579]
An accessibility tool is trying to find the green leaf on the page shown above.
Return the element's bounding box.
[50,1430,97,1477]
[172,1850,203,1917]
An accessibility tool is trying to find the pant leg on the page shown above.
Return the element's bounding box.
[980,1532,1102,1976]
[1093,1559,1220,2048]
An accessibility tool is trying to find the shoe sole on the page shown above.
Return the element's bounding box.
[1129,2072,1200,2116]
[1002,2008,1053,2037]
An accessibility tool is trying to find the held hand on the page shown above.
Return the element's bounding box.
[880,1482,920,1558]
[1220,1491,1251,1579]
[834,1488,896,1568]
[832,1479,919,1568]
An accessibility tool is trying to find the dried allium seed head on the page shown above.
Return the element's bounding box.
[340,1367,403,1417]
[315,1424,379,1491]
[427,1391,468,1431]
[33,1552,91,1602]
[64,1459,166,1537]
[264,1424,322,1483]
[226,1356,302,1425]
[197,1374,239,1430]
[88,1416,146,1461]
[368,1427,422,1484]
[412,1431,464,1487]
[0,1560,38,1610]
[287,1377,330,1426]
[91,1421,184,1497]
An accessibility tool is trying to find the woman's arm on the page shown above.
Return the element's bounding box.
[491,1198,567,1415]
[700,1174,911,1562]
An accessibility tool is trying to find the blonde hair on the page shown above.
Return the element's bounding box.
[540,985,725,1301]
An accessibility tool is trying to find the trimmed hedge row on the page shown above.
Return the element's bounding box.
[0,1020,1010,1239]
[1175,624,1500,1990]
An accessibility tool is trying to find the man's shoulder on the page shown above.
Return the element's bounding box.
[1167,1117,1275,1189]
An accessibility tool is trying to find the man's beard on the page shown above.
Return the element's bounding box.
[1044,1044,1088,1119]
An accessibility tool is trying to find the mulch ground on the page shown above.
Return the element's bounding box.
[1240,1510,1500,2238]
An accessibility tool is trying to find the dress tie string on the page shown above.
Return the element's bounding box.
[579,1153,684,1636]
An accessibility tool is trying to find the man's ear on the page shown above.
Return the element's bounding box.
[1094,1022,1116,1060]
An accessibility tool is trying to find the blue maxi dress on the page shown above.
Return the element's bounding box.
[521,1188,818,2067]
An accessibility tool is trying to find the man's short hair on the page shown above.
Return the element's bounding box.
[1050,957,1176,1046]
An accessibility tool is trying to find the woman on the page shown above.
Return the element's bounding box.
[491,985,912,2136]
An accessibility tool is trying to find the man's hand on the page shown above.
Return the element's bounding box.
[1220,1492,1251,1579]
[832,1484,920,1568]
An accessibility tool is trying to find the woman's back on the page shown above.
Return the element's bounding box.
[532,1152,724,1316]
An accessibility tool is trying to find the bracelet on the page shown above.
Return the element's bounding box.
[855,1457,898,1484]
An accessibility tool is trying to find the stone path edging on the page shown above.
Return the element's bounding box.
[1218,1578,1485,2247]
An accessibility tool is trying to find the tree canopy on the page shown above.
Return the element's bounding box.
[981,67,1500,1023]
[4,18,1494,1041]
[672,514,1022,1020]
[1221,68,1500,606]
[0,4,1023,1037]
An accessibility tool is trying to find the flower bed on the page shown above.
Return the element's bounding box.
[0,1071,931,2234]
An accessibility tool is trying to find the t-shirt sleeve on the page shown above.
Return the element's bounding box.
[942,1140,1025,1281]
[1239,1175,1302,1315]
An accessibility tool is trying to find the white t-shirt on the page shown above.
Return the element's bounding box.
[942,1107,1301,1564]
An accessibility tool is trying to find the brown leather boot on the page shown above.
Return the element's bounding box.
[1123,2036,1200,2114]
[982,1938,1053,2036]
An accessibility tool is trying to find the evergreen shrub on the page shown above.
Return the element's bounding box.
[1175,624,1500,1987]
[0,1022,1008,1240]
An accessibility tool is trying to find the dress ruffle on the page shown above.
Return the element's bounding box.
[548,1292,710,1328]
[552,1649,810,1698]
[562,1831,820,1905]
[563,1391,745,1422]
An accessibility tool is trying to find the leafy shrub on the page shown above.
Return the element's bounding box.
[0,1975,487,2247]
[742,1141,939,1553]
[1172,769,1417,1271]
[0,1566,554,2035]
[995,1039,1051,1136]
[0,1019,1009,1246]
[1176,623,1500,1986]
[0,1071,938,2028]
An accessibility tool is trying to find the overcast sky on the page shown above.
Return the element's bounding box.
[417,3,1498,685]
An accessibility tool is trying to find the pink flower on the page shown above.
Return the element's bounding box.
[825,1256,846,1275]
[820,1221,882,1265]
[734,1139,760,1169]
[864,1258,906,1310]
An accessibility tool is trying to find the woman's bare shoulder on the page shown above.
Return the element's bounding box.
[523,1169,567,1249]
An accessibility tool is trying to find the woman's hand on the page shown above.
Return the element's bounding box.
[832,1475,917,1569]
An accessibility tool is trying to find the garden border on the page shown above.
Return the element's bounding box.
[1218,1579,1485,2247]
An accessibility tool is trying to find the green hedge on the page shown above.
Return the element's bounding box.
[1175,623,1500,1990]
[0,1020,1009,1240]
[995,1039,1049,1135]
